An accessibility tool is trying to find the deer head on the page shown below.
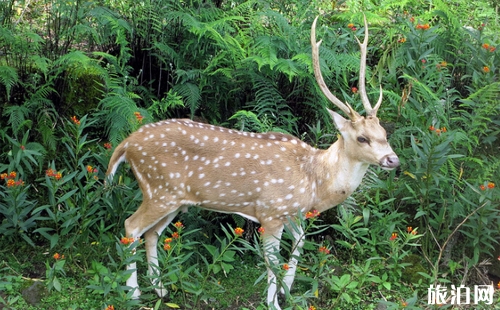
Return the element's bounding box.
[105,15,399,310]
[311,15,399,171]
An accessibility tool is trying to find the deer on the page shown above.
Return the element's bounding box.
[105,15,399,310]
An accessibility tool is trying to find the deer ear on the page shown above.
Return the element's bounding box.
[327,108,348,131]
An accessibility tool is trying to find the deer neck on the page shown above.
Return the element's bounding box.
[309,137,370,212]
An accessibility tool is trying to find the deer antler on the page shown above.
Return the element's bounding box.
[355,14,383,117]
[311,16,360,121]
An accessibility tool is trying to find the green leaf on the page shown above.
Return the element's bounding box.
[53,276,61,292]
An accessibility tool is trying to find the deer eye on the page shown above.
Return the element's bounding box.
[357,137,368,143]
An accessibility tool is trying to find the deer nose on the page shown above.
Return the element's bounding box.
[381,154,400,169]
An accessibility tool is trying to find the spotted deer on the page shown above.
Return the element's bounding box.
[106,15,399,309]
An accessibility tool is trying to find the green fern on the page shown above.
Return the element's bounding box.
[0,65,19,101]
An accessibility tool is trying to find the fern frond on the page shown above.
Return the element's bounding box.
[172,82,201,116]
[0,65,19,101]
[3,105,31,136]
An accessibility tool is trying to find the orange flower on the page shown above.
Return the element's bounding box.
[234,227,244,236]
[480,184,486,191]
[6,179,15,187]
[86,165,93,173]
[172,232,180,239]
[441,127,447,133]
[164,243,172,251]
[389,233,398,241]
[9,171,16,178]
[407,226,413,233]
[416,23,430,30]
[0,173,7,180]
[489,46,496,52]
[104,142,112,149]
[483,66,490,73]
[397,37,407,43]
[305,209,320,219]
[318,246,330,254]
[71,116,80,125]
[308,306,317,310]
[55,172,62,180]
[347,23,355,29]
[258,227,265,234]
[435,128,441,135]
[120,237,135,245]
[487,182,495,189]
[53,253,65,260]
[164,237,173,244]
[106,305,115,310]
[497,281,500,290]
[134,112,144,123]
[411,229,417,235]
[482,43,490,49]
[283,263,290,270]
[351,87,358,94]
[174,221,184,229]
[429,125,435,131]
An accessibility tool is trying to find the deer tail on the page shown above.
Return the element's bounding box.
[105,140,128,185]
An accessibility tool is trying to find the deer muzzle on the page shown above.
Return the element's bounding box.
[380,154,400,170]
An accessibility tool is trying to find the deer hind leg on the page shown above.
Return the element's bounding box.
[263,226,284,310]
[281,222,305,295]
[124,201,179,299]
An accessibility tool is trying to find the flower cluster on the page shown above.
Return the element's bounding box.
[351,86,358,94]
[318,246,330,255]
[308,306,317,310]
[86,165,98,174]
[407,226,418,235]
[53,253,65,260]
[234,227,244,236]
[482,43,496,53]
[106,305,115,310]
[120,237,136,245]
[164,237,173,250]
[134,111,144,123]
[416,23,430,30]
[86,165,99,180]
[483,66,490,73]
[436,61,448,70]
[305,209,320,219]
[104,142,112,150]
[257,227,265,235]
[46,168,63,180]
[71,115,80,125]
[347,23,356,31]
[164,221,184,250]
[1,171,24,188]
[283,263,290,270]
[389,232,398,241]
[397,37,406,43]
[479,182,495,191]
[429,125,447,135]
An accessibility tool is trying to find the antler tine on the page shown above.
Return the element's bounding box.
[311,16,359,121]
[355,14,383,117]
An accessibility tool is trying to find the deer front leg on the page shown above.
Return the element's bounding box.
[281,224,305,295]
[144,212,178,298]
[263,227,284,310]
